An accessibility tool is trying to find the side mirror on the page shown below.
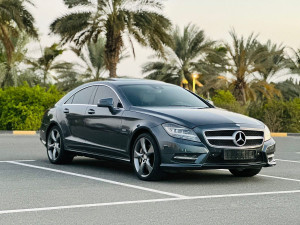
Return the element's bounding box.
[97,98,114,112]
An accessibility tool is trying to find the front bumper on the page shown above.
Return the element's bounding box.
[152,125,276,170]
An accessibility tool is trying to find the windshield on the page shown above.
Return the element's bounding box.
[120,84,209,108]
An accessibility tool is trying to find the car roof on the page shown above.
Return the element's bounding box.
[84,78,168,86]
[56,78,171,106]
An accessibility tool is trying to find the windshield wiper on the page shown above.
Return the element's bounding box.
[194,107,209,109]
[168,104,193,107]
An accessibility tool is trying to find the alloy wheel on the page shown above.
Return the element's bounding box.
[134,137,155,177]
[47,129,61,161]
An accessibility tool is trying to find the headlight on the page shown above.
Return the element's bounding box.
[162,123,201,142]
[264,125,271,141]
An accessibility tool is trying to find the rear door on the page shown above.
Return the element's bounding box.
[83,85,127,159]
[62,86,96,150]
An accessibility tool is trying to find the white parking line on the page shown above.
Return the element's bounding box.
[0,160,35,163]
[257,174,300,182]
[218,169,300,182]
[276,159,300,164]
[7,161,186,199]
[0,190,299,215]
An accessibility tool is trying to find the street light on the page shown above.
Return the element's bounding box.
[192,73,198,93]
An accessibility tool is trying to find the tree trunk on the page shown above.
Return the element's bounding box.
[233,78,247,105]
[43,71,47,86]
[105,26,123,78]
[0,25,15,87]
[107,60,118,78]
[1,65,14,88]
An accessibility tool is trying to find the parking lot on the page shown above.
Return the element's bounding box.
[0,135,299,225]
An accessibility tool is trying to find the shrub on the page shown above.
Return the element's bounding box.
[248,99,300,132]
[0,83,63,130]
[212,90,247,114]
[212,90,300,132]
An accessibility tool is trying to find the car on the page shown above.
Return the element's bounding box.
[40,79,276,181]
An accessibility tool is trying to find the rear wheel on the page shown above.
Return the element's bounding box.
[229,168,262,177]
[132,133,163,181]
[47,126,74,164]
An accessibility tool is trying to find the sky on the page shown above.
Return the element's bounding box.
[28,0,300,78]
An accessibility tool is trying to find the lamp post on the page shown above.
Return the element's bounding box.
[192,73,198,93]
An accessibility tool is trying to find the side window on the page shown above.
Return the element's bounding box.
[72,86,96,105]
[93,86,122,108]
[65,95,74,104]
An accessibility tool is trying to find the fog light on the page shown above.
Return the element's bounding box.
[173,154,199,162]
[267,154,274,162]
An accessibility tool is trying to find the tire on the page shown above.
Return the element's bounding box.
[229,168,262,177]
[132,133,163,181]
[46,126,74,164]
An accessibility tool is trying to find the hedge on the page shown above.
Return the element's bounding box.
[0,85,299,132]
[212,90,300,133]
[0,84,63,130]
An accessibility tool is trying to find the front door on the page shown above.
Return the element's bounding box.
[83,85,127,159]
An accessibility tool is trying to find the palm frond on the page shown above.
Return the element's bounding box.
[63,0,93,8]
[142,23,224,89]
[50,12,92,46]
[224,30,286,103]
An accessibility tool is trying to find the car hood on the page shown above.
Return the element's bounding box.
[131,107,263,128]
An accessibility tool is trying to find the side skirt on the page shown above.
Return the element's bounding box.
[66,148,131,164]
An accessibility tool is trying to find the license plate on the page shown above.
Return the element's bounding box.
[224,150,256,160]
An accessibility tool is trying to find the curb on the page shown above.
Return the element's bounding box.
[271,133,300,137]
[0,131,39,135]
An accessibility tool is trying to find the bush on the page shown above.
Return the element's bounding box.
[212,90,247,114]
[248,99,300,132]
[0,84,63,130]
[212,90,300,132]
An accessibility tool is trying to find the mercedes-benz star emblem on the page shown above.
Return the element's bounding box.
[233,131,246,146]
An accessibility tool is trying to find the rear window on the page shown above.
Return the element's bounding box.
[72,86,95,104]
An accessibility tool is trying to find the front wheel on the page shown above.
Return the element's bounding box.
[229,168,262,177]
[47,126,74,164]
[132,133,163,181]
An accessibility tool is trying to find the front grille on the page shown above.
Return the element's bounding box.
[205,130,235,137]
[243,130,264,136]
[204,129,264,148]
[205,130,263,137]
[209,140,233,146]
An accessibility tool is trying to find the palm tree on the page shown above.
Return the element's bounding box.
[71,38,106,81]
[247,41,287,101]
[27,44,65,85]
[55,62,83,92]
[225,31,271,104]
[248,80,281,101]
[143,24,222,89]
[50,0,172,78]
[0,0,37,87]
[255,41,288,83]
[0,32,33,86]
[276,78,300,100]
[287,48,300,79]
[0,42,6,82]
[17,69,42,87]
[71,37,128,81]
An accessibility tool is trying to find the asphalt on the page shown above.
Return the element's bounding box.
[0,135,299,225]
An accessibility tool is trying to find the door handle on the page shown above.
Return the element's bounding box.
[88,109,95,115]
[63,108,69,114]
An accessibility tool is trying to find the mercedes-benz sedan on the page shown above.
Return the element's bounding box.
[40,79,276,180]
